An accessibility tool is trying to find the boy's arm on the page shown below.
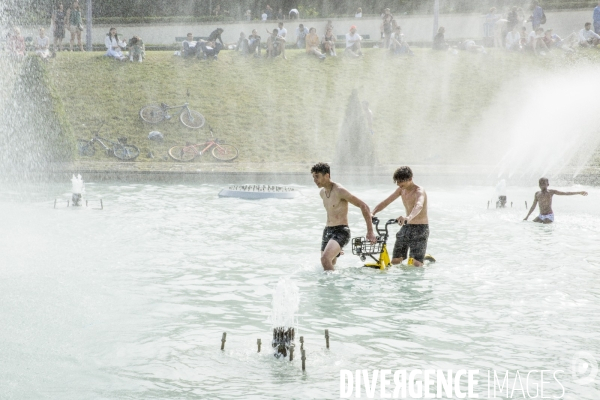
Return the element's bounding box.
[339,188,376,243]
[372,188,401,216]
[524,193,538,220]
[550,189,588,196]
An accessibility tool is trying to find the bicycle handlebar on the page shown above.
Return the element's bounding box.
[371,217,403,237]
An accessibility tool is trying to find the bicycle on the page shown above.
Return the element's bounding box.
[77,123,140,161]
[139,102,205,129]
[352,217,435,270]
[168,126,239,162]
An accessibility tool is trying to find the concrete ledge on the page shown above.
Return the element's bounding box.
[3,162,598,186]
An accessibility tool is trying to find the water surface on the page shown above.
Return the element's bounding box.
[0,183,598,399]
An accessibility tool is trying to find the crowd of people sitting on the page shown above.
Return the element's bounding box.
[179,17,413,61]
[479,1,600,55]
[6,2,600,63]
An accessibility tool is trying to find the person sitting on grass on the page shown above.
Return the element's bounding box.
[543,29,578,53]
[237,29,261,57]
[266,28,286,59]
[295,23,308,49]
[8,27,26,60]
[324,20,334,35]
[322,27,336,56]
[528,27,549,55]
[182,33,198,57]
[128,35,145,62]
[519,26,529,48]
[579,22,600,47]
[35,28,51,60]
[433,26,449,51]
[104,27,127,61]
[345,25,363,57]
[198,39,223,60]
[206,28,225,57]
[306,27,326,59]
[523,177,588,224]
[277,22,287,39]
[236,31,246,51]
[505,25,522,51]
[389,26,413,55]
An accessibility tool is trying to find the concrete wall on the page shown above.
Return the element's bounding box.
[19,9,593,46]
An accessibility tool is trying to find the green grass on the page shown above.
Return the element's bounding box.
[44,47,600,166]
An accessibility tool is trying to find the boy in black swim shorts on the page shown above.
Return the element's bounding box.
[371,166,430,267]
[311,162,376,271]
[392,224,429,264]
[321,225,351,258]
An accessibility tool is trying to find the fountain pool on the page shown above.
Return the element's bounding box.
[0,182,598,399]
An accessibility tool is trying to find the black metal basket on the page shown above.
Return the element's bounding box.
[352,236,385,256]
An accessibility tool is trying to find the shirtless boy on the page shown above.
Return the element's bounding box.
[371,166,429,267]
[311,163,376,271]
[524,177,588,223]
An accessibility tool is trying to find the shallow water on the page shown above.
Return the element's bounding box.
[0,182,598,399]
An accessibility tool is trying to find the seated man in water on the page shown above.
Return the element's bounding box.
[524,177,588,223]
[311,163,375,271]
[372,166,429,267]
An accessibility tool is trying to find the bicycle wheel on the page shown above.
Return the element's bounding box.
[168,145,198,162]
[179,109,205,129]
[211,144,239,162]
[77,139,95,156]
[140,105,166,124]
[113,144,140,160]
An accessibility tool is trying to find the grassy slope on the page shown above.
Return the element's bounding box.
[46,48,600,166]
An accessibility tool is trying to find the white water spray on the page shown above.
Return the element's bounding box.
[70,174,84,206]
[467,66,600,180]
[270,277,300,358]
